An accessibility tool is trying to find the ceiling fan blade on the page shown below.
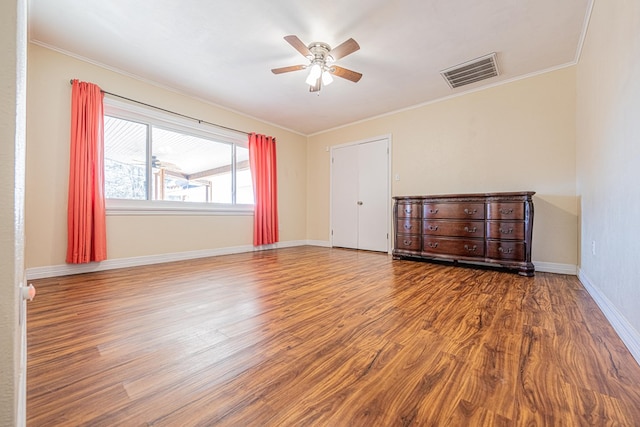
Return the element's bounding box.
[328,38,360,61]
[284,35,312,58]
[331,66,363,83]
[271,65,306,74]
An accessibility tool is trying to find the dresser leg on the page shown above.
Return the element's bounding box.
[518,264,535,277]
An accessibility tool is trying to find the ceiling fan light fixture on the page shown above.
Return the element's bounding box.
[321,70,334,86]
[305,62,322,85]
[309,63,322,79]
[305,72,319,86]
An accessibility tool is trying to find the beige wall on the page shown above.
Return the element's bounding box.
[308,68,578,269]
[576,1,640,331]
[26,44,308,269]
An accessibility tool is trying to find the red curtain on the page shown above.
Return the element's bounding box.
[66,80,107,264]
[248,133,279,246]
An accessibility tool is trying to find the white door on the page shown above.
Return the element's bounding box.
[331,137,389,252]
[357,139,389,251]
[331,144,359,248]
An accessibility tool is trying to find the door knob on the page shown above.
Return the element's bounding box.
[21,284,36,301]
[357,201,363,205]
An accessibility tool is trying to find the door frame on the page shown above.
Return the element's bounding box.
[2,0,28,424]
[329,134,392,253]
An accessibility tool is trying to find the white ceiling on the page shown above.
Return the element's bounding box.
[28,0,593,135]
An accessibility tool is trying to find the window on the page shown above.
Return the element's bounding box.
[103,99,253,215]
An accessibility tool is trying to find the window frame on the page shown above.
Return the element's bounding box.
[104,98,254,216]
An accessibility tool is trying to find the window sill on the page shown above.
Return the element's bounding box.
[106,199,254,216]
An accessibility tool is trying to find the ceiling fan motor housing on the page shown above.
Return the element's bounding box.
[307,42,334,75]
[308,42,332,62]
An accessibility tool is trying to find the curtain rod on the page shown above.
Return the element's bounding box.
[69,79,249,136]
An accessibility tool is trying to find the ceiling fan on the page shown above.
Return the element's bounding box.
[271,35,363,93]
[133,155,181,171]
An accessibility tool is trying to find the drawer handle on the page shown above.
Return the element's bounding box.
[428,208,439,214]
[428,242,439,248]
[428,225,439,231]
[499,208,514,215]
[464,226,477,233]
[499,228,514,234]
[403,239,413,246]
[464,208,477,215]
[498,247,514,254]
[404,208,412,214]
[464,244,477,253]
[404,224,412,230]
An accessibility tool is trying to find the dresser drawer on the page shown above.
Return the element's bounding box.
[397,202,421,219]
[487,202,525,220]
[423,237,485,257]
[486,241,525,261]
[423,220,485,238]
[395,234,421,251]
[397,218,421,234]
[423,203,485,219]
[486,221,525,240]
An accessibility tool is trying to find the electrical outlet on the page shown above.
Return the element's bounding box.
[591,240,596,255]
[395,173,400,181]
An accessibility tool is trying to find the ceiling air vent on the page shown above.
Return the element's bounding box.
[441,53,499,89]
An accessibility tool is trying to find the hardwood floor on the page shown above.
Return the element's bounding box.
[27,246,640,426]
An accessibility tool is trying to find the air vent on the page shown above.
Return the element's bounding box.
[441,53,499,89]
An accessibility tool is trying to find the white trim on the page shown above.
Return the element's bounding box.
[331,134,393,150]
[307,240,331,247]
[25,240,579,282]
[534,261,577,275]
[574,0,595,63]
[106,199,254,216]
[578,268,640,366]
[26,240,310,280]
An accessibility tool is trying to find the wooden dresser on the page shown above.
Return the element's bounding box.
[393,192,535,276]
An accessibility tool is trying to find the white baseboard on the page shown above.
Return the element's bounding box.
[578,268,640,366]
[26,240,310,280]
[534,261,577,275]
[25,241,577,281]
[306,240,331,247]
[26,246,576,280]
